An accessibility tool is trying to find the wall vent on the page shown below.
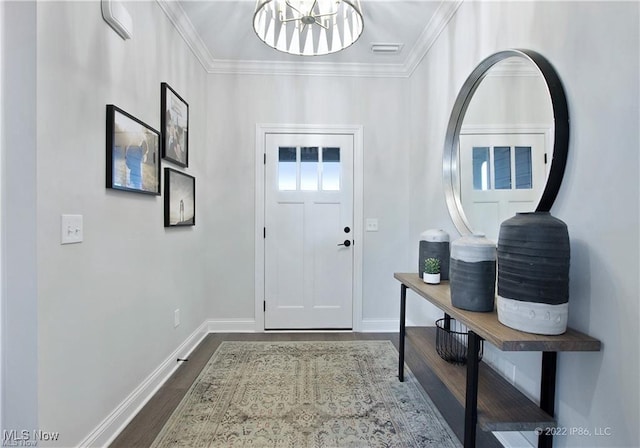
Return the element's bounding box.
[370,43,404,54]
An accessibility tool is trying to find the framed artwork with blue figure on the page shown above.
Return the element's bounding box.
[106,105,161,195]
[164,168,195,227]
[161,83,189,167]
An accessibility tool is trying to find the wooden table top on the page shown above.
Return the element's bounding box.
[395,273,601,352]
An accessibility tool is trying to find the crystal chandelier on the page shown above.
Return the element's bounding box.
[253,0,364,56]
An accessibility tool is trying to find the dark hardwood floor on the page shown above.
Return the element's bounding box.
[110,329,502,447]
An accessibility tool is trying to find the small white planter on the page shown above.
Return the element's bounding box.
[423,272,441,284]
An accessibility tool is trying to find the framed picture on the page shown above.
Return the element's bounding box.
[106,105,161,195]
[164,168,195,227]
[161,82,189,167]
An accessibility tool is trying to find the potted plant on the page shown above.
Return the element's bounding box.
[423,257,441,284]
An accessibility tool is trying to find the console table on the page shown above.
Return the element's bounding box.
[395,273,601,448]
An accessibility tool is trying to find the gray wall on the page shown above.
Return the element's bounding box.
[1,1,638,447]
[205,74,412,324]
[409,1,639,447]
[34,2,209,445]
[1,0,39,435]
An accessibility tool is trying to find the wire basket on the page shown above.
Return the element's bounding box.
[435,317,483,365]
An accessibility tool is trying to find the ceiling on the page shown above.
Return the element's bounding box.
[157,0,463,77]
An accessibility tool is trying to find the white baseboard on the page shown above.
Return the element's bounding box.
[77,321,210,448]
[207,318,257,333]
[360,318,399,332]
[205,318,412,333]
[79,316,433,447]
[493,431,535,448]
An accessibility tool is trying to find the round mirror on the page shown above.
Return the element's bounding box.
[443,49,569,241]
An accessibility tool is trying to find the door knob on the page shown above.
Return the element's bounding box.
[338,240,352,247]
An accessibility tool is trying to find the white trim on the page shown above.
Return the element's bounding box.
[360,319,399,333]
[255,124,364,332]
[493,431,535,448]
[0,0,4,432]
[77,321,210,448]
[206,318,257,333]
[460,124,553,136]
[207,59,410,78]
[255,127,266,332]
[460,124,554,169]
[403,0,463,76]
[81,313,379,447]
[155,0,216,72]
[156,0,463,78]
[460,123,553,148]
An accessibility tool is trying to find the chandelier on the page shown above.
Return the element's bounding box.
[253,0,364,56]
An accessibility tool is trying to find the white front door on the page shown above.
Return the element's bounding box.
[264,133,354,329]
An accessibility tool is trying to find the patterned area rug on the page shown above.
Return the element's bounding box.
[151,341,461,448]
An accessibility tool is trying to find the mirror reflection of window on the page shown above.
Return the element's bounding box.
[471,145,534,191]
[472,147,491,190]
[515,146,533,189]
[444,51,568,243]
[494,146,512,190]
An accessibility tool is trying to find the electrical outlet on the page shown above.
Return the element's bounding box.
[483,348,497,369]
[174,309,181,328]
[502,359,516,384]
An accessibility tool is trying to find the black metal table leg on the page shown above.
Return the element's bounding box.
[398,284,407,382]
[538,352,557,448]
[464,331,481,448]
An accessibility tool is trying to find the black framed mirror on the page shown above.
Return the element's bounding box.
[443,49,569,240]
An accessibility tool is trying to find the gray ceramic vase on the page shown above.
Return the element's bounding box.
[450,233,496,312]
[497,212,570,335]
[419,229,450,280]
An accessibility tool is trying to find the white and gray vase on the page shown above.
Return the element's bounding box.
[497,212,570,335]
[419,229,450,280]
[450,233,496,312]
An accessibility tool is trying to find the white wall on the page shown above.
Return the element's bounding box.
[205,74,411,326]
[35,2,208,446]
[3,1,638,447]
[409,1,639,447]
[1,0,39,436]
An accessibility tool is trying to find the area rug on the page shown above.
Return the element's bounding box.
[151,341,461,448]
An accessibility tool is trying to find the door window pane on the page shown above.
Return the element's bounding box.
[278,147,297,190]
[300,147,319,191]
[472,147,490,190]
[322,147,340,191]
[494,146,512,190]
[515,146,533,189]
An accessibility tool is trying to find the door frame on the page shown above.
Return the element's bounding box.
[255,123,364,332]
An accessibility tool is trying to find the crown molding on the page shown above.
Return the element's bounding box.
[403,0,464,76]
[207,58,410,77]
[157,0,464,78]
[486,58,542,77]
[156,0,216,72]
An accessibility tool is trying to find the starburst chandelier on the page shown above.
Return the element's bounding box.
[253,0,364,56]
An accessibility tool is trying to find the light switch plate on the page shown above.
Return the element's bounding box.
[61,214,83,244]
[366,218,379,232]
[174,309,181,328]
